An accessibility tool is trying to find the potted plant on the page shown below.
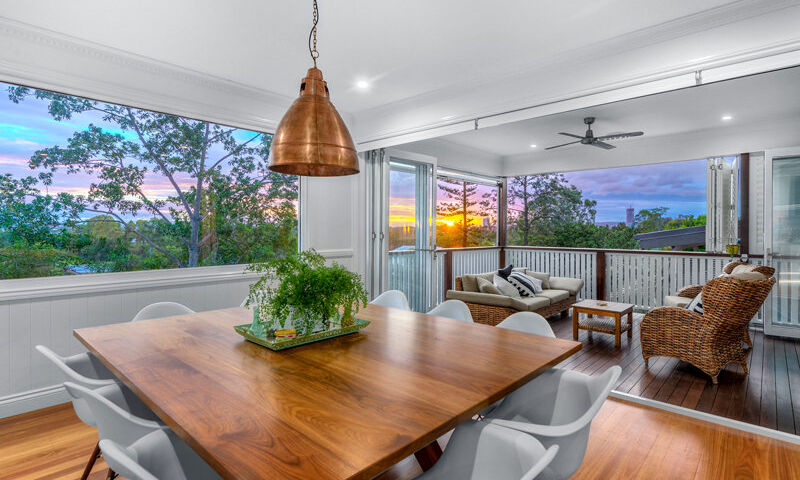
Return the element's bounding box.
[245,250,368,338]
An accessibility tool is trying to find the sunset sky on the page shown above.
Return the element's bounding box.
[1,80,706,227]
[0,81,262,204]
[388,159,706,226]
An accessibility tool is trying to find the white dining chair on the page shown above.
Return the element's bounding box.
[427,300,474,323]
[496,312,555,337]
[100,429,222,480]
[484,366,621,480]
[64,382,167,479]
[369,290,410,310]
[131,302,195,322]
[36,345,120,479]
[414,420,558,480]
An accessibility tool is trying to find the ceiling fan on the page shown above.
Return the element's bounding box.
[545,117,643,150]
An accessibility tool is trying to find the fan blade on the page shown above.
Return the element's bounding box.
[590,141,616,150]
[596,131,644,141]
[545,140,582,150]
[557,132,585,140]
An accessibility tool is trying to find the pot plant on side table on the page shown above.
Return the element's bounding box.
[236,250,369,350]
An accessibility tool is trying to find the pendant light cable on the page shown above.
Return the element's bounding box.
[308,0,320,68]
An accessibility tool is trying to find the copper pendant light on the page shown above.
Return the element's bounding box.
[268,0,359,176]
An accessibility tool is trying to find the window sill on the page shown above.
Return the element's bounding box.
[0,265,260,302]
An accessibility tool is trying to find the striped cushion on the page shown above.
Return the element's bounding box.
[685,292,703,315]
[507,271,542,297]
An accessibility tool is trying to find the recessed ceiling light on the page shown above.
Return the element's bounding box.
[356,80,370,89]
[721,115,733,121]
[530,144,537,148]
[441,115,455,120]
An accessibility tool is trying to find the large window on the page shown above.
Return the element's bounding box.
[0,82,298,279]
[507,159,708,250]
[436,170,499,248]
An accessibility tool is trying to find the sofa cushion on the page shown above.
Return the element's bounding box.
[524,270,551,290]
[664,295,691,308]
[493,275,521,298]
[477,277,501,294]
[507,271,542,297]
[498,264,514,279]
[535,289,570,303]
[461,272,495,292]
[548,277,584,296]
[514,296,551,311]
[446,290,518,308]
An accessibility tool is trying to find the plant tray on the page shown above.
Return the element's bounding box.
[234,318,370,351]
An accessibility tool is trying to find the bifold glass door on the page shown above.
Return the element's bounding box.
[765,149,800,337]
[387,156,437,312]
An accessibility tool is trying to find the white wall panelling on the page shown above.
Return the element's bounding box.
[0,270,256,418]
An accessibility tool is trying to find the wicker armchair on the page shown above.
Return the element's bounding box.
[641,274,775,384]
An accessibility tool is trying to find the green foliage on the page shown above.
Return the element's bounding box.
[666,214,706,230]
[507,174,597,246]
[0,243,81,279]
[633,207,670,234]
[549,222,639,249]
[246,250,368,336]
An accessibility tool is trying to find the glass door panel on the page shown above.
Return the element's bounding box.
[387,157,436,312]
[765,151,800,337]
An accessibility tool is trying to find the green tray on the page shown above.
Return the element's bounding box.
[234,318,370,351]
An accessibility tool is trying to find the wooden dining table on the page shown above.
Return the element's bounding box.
[74,304,581,480]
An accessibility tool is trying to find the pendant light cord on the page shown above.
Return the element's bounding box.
[308,0,320,68]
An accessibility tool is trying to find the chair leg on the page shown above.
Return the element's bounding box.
[743,329,753,348]
[740,359,750,375]
[106,468,119,480]
[711,374,719,385]
[80,441,101,480]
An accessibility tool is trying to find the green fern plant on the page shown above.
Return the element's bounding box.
[245,250,367,336]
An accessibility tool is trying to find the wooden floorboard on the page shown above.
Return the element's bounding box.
[4,398,799,480]
[549,311,800,435]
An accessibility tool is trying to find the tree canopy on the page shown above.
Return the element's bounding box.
[0,87,298,278]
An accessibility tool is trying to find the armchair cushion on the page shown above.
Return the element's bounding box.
[664,295,691,308]
[685,292,704,315]
[548,277,584,296]
[535,289,570,303]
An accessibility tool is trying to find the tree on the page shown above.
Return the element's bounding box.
[436,178,494,248]
[634,207,670,234]
[507,174,597,245]
[666,214,706,230]
[9,87,297,268]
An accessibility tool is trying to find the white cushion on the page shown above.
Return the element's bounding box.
[665,295,691,308]
[477,277,501,294]
[685,292,703,315]
[730,271,767,281]
[507,271,542,297]
[731,264,757,274]
[493,275,521,298]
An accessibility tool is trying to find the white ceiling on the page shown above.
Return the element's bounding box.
[432,66,800,158]
[0,0,744,113]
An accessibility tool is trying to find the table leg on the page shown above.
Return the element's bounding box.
[615,313,621,348]
[628,311,633,339]
[414,440,443,471]
[573,308,579,340]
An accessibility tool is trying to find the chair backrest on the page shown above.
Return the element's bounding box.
[496,312,555,337]
[701,276,776,337]
[36,345,118,427]
[131,302,195,322]
[489,365,621,479]
[100,428,220,480]
[369,290,410,310]
[427,300,473,323]
[64,382,163,446]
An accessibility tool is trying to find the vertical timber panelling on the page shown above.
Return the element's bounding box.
[0,276,254,417]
